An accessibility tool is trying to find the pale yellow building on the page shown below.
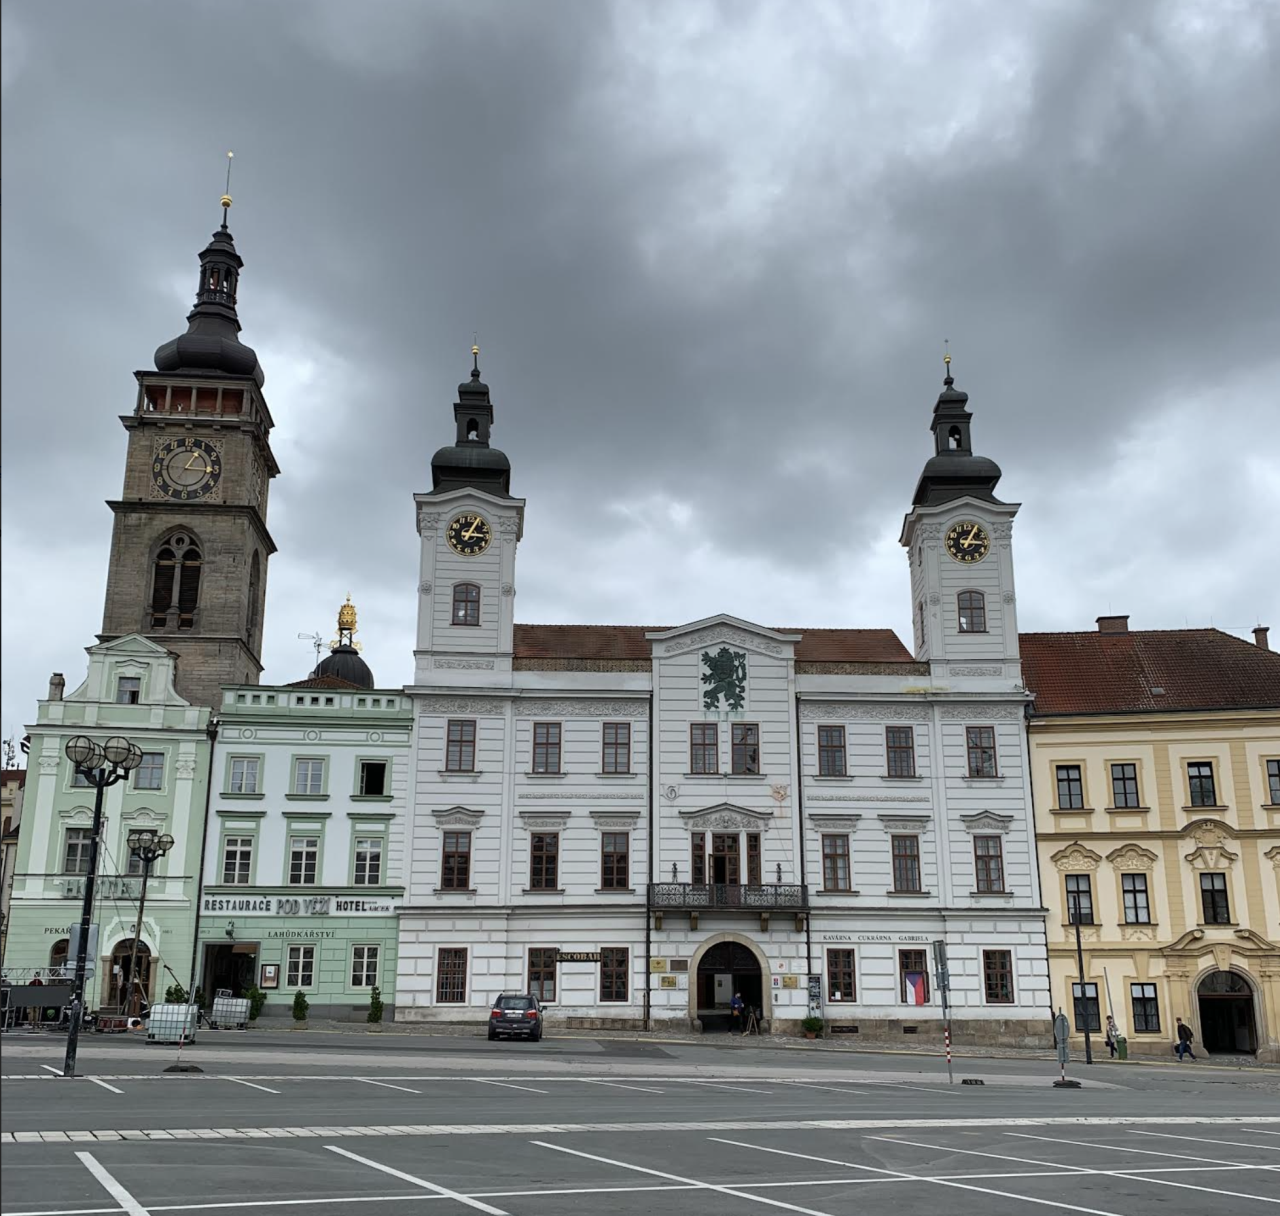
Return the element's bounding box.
[1023,618,1280,1062]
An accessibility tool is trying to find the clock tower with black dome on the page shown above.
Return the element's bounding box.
[97,192,278,710]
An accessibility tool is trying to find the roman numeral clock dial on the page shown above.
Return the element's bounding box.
[944,520,991,563]
[446,513,492,556]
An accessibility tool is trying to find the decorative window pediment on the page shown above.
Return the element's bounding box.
[959,811,1014,835]
[1106,843,1158,871]
[877,813,931,833]
[431,805,485,829]
[589,808,641,829]
[678,802,774,832]
[518,810,570,831]
[1050,842,1102,872]
[1184,843,1238,871]
[808,812,862,832]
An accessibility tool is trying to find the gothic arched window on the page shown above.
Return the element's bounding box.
[958,589,986,633]
[150,533,202,630]
[452,582,480,626]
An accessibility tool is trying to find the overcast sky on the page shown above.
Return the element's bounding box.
[2,0,1277,741]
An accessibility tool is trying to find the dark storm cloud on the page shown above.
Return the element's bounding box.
[2,0,1277,737]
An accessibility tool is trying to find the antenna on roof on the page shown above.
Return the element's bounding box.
[297,631,325,674]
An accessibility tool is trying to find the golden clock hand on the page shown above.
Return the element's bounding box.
[962,525,981,548]
[183,452,204,472]
[461,518,481,540]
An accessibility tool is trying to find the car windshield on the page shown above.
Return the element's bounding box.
[496,996,533,1010]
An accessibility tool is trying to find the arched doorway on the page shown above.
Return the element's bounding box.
[695,940,763,1032]
[1197,970,1258,1054]
[108,939,152,1014]
[48,938,70,979]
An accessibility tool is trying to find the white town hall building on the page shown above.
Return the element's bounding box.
[396,352,1051,1040]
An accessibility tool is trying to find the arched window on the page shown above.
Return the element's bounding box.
[452,582,480,626]
[49,938,70,978]
[150,533,202,630]
[108,939,151,1014]
[466,417,480,441]
[958,589,986,633]
[949,425,963,449]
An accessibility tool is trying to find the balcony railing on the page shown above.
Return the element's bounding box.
[647,882,808,911]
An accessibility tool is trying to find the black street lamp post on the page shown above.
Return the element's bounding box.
[121,828,174,1015]
[62,735,142,1078]
[1068,889,1094,1066]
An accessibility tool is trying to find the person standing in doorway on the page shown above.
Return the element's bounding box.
[1175,1017,1197,1061]
[1104,1014,1118,1059]
[27,971,44,1027]
[730,991,745,1034]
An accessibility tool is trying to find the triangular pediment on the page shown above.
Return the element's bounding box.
[679,802,775,831]
[647,615,800,658]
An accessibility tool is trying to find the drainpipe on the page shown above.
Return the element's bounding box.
[643,692,653,1031]
[795,693,813,1002]
[186,716,219,1001]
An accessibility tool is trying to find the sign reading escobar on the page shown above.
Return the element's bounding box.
[201,895,399,917]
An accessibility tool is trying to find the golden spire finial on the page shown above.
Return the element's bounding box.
[943,338,953,385]
[337,594,357,632]
[220,152,234,226]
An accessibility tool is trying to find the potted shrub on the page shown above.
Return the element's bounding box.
[246,984,267,1023]
[291,989,310,1030]
[367,986,384,1031]
[801,1015,824,1041]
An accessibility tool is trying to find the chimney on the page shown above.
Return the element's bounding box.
[48,673,65,701]
[1096,615,1130,634]
[1255,626,1270,651]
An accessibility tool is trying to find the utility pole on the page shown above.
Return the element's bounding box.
[1069,890,1094,1065]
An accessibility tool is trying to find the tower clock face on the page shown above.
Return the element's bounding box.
[446,512,492,556]
[153,437,222,501]
[945,520,991,563]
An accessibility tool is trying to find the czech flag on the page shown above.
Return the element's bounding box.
[904,972,928,1005]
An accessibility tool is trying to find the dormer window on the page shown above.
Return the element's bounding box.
[452,582,480,626]
[958,590,987,633]
[116,676,141,705]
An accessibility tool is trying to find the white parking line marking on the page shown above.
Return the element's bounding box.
[86,1078,125,1095]
[533,1140,837,1216]
[682,1080,774,1094]
[223,1078,281,1094]
[578,1079,665,1094]
[469,1079,549,1094]
[710,1138,1130,1216]
[1129,1128,1280,1154]
[77,1151,151,1216]
[1008,1131,1262,1169]
[40,1065,64,1077]
[355,1078,422,1095]
[325,1144,507,1214]
[869,1135,1089,1172]
[786,1082,873,1096]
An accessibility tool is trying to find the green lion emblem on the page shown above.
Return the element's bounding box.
[701,647,747,711]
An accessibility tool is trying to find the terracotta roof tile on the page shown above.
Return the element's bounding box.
[1020,628,1280,716]
[513,624,913,664]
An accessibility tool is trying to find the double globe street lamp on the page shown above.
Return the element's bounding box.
[120,828,174,1016]
[62,734,142,1077]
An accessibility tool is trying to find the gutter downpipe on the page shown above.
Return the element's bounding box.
[186,715,219,1001]
[795,692,813,1003]
[643,691,654,1031]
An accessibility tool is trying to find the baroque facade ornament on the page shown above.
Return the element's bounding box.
[416,507,442,535]
[940,704,1024,720]
[498,517,520,533]
[990,522,1014,539]
[1184,843,1239,871]
[434,659,495,670]
[877,814,931,832]
[174,757,197,777]
[1266,845,1280,871]
[500,583,515,597]
[514,699,648,718]
[959,811,1014,834]
[948,665,1003,677]
[1051,843,1102,872]
[662,627,784,657]
[589,809,642,827]
[517,811,570,830]
[37,755,60,774]
[701,648,748,712]
[848,794,930,804]
[517,792,644,801]
[418,581,432,596]
[1119,925,1158,942]
[1002,591,1016,604]
[1106,843,1158,871]
[915,524,942,541]
[417,696,508,715]
[679,803,774,831]
[927,592,941,605]
[807,814,862,831]
[799,703,929,722]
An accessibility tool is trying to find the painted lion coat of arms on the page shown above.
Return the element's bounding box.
[701,647,747,711]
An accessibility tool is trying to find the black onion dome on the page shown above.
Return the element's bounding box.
[154,223,265,387]
[428,353,513,496]
[315,644,374,689]
[910,367,1004,507]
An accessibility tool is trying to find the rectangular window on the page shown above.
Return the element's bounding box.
[957,590,987,632]
[1131,982,1161,1033]
[602,722,631,774]
[826,948,856,1002]
[974,835,1005,893]
[891,834,921,893]
[1065,873,1094,923]
[601,832,629,889]
[886,726,916,778]
[533,722,561,774]
[71,766,93,788]
[1200,872,1231,923]
[746,832,761,886]
[691,832,706,885]
[436,948,467,1003]
[818,726,846,776]
[528,948,557,1002]
[690,723,719,774]
[64,828,93,874]
[353,837,383,885]
[134,752,164,791]
[1072,981,1101,1032]
[127,850,145,877]
[600,946,628,1002]
[1121,873,1151,924]
[822,835,851,891]
[731,723,760,775]
[982,950,1014,1004]
[1269,759,1280,805]
[1188,761,1217,807]
[351,944,379,988]
[1055,764,1084,809]
[358,760,387,796]
[293,758,325,795]
[451,582,480,626]
[1110,762,1140,808]
[966,726,997,777]
[441,831,471,890]
[116,676,141,705]
[899,948,930,1004]
[286,945,314,989]
[221,836,253,885]
[288,836,319,885]
[446,720,476,773]
[530,833,559,890]
[229,756,260,794]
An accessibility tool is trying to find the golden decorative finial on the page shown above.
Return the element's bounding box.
[943,337,951,367]
[220,152,234,224]
[337,594,357,631]
[471,336,481,376]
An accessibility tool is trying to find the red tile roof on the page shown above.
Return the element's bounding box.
[513,624,914,664]
[1020,629,1280,716]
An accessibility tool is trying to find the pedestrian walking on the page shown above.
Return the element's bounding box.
[1104,1014,1118,1059]
[28,971,44,1027]
[1175,1016,1197,1061]
[730,991,745,1034]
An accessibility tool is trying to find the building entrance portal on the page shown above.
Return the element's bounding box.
[696,940,763,1032]
[201,942,259,1001]
[1197,970,1258,1054]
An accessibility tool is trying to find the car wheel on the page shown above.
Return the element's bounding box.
[531,1029,542,1043]
[487,1028,497,1041]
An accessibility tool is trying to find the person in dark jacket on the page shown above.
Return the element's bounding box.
[730,991,745,1034]
[1175,1017,1197,1061]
